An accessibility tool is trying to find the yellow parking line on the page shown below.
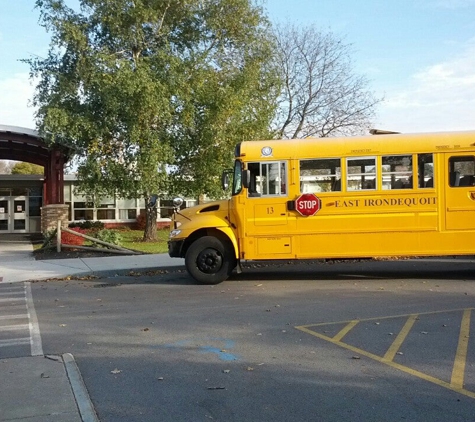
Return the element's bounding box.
[333,320,359,342]
[451,309,471,389]
[383,314,418,362]
[296,324,475,400]
[296,307,475,400]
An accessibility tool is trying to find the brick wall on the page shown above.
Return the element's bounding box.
[41,204,69,233]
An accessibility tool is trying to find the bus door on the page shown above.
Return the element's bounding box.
[445,153,475,230]
[245,161,291,256]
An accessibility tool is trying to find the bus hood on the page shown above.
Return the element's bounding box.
[174,199,230,224]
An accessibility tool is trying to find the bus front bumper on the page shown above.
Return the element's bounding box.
[168,239,185,258]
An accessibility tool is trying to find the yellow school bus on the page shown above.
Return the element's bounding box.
[168,130,475,284]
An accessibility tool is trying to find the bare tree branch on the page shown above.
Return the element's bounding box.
[272,24,382,139]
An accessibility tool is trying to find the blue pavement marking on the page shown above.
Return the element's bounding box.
[158,338,239,361]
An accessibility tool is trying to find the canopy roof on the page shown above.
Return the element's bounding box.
[0,125,73,166]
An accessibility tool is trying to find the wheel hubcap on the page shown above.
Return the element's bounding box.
[197,248,223,274]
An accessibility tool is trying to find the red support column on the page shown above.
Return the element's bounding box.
[44,149,65,205]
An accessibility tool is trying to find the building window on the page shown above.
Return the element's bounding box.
[28,196,42,217]
[73,209,94,220]
[119,209,137,220]
[73,193,94,221]
[97,209,116,220]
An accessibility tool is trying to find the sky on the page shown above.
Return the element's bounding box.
[1,0,475,134]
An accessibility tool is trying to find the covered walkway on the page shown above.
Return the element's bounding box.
[0,125,73,233]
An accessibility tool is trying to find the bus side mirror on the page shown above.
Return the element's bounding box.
[242,170,251,189]
[221,171,230,190]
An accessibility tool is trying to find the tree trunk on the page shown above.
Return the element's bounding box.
[143,197,158,241]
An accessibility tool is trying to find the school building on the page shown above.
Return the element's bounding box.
[0,125,195,234]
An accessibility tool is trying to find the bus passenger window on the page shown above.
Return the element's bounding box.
[299,158,341,193]
[347,157,376,191]
[382,155,413,190]
[449,156,475,187]
[418,153,434,188]
[247,161,288,197]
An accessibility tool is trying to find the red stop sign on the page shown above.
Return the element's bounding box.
[295,193,322,216]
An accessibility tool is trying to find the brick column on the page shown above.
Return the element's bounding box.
[41,204,70,233]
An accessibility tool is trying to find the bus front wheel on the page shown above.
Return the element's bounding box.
[185,236,234,284]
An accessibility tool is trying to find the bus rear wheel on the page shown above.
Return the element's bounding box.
[185,236,234,284]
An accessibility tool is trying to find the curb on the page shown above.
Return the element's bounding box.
[19,264,187,283]
[91,264,186,279]
[62,353,99,422]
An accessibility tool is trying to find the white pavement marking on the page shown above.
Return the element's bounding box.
[1,304,28,311]
[0,314,27,320]
[0,324,29,331]
[0,297,25,303]
[0,338,30,347]
[25,282,43,356]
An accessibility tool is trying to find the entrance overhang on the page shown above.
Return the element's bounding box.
[0,125,73,205]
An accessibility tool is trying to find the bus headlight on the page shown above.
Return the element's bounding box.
[169,229,182,238]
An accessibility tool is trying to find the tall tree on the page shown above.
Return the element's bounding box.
[272,24,381,139]
[26,0,279,240]
[11,162,44,175]
[166,2,280,200]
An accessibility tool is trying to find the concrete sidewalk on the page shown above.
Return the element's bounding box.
[0,235,185,421]
[1,252,185,283]
[0,354,96,422]
[0,234,184,283]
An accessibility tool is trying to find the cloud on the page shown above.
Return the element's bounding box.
[0,73,37,129]
[377,39,475,133]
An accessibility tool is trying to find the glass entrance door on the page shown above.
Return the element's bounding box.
[12,197,28,233]
[0,197,9,232]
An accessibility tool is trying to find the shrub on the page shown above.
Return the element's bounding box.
[69,220,105,230]
[61,227,86,246]
[95,229,122,248]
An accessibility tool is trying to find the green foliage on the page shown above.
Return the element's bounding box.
[94,229,123,247]
[11,162,44,175]
[27,0,280,206]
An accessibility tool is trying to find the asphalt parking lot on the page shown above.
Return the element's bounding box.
[13,258,475,421]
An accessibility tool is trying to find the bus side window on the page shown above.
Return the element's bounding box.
[418,153,433,188]
[300,158,341,193]
[450,171,461,187]
[332,179,341,191]
[459,175,475,186]
[449,156,475,188]
[347,157,376,191]
[247,161,287,197]
[247,163,260,196]
[382,155,412,190]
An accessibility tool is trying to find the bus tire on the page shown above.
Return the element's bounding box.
[185,236,234,285]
